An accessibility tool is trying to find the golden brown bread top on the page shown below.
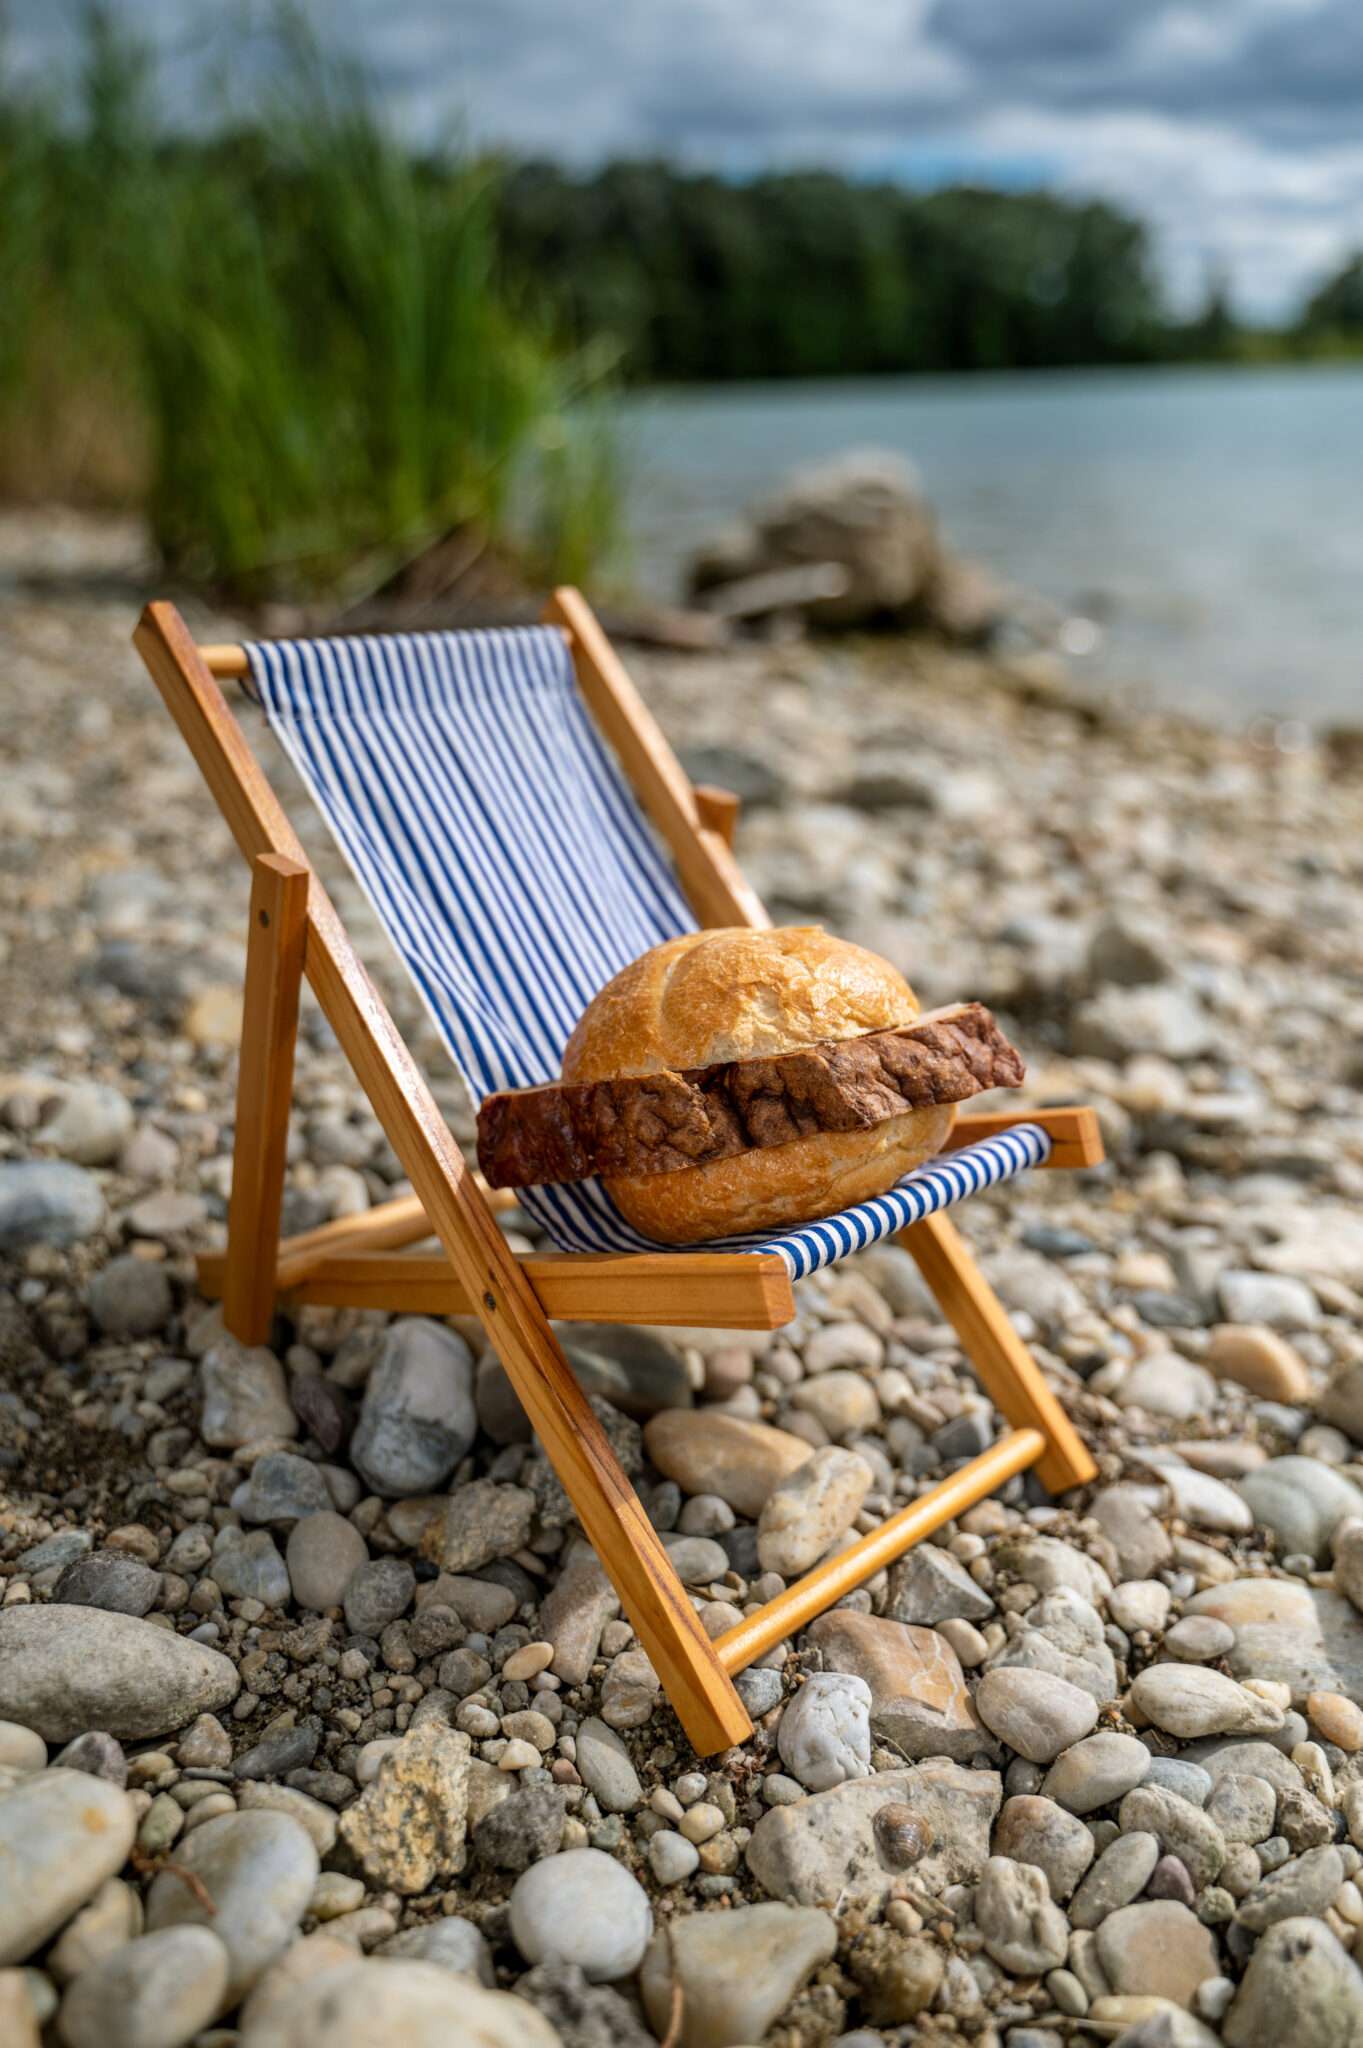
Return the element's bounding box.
[560,926,920,1082]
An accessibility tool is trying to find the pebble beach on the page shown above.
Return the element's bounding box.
[4,508,1363,2047]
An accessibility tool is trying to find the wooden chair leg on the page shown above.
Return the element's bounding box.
[898,1211,1097,1493]
[222,854,310,1345]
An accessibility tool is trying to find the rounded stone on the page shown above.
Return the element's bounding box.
[1130,1664,1283,1740]
[1041,1732,1151,1815]
[57,1926,230,2048]
[509,1847,652,1981]
[0,1722,47,1773]
[350,1319,476,1499]
[237,1958,559,2048]
[777,1671,873,1791]
[286,1513,368,1614]
[0,1768,136,1966]
[976,1668,1099,1764]
[87,1255,172,1337]
[0,1607,239,1742]
[639,1901,838,2045]
[342,1558,415,1638]
[146,1810,320,2013]
[757,1445,873,1577]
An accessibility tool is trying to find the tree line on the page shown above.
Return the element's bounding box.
[495,160,1363,382]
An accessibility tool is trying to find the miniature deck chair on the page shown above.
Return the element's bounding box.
[133,591,1101,1757]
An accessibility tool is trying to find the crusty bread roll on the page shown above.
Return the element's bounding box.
[560,926,956,1243]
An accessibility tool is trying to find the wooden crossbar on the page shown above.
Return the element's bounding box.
[135,592,1101,1760]
[197,1245,796,1330]
[715,1427,1046,1673]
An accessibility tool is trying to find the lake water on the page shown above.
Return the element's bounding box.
[617,364,1363,726]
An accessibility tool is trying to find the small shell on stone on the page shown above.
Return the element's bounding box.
[873,1802,934,1869]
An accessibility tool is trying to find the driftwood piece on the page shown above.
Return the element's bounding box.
[477,1003,1024,1189]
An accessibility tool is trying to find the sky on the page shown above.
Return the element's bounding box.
[8,0,1363,320]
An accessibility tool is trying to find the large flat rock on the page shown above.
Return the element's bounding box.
[746,1758,1000,1908]
[0,1605,239,1740]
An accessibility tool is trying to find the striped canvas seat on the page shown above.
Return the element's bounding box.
[244,626,1049,1279]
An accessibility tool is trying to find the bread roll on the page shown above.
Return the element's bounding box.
[560,926,955,1243]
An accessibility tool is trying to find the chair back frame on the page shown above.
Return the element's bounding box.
[134,591,1098,1758]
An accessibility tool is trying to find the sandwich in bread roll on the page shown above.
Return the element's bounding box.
[559,924,956,1243]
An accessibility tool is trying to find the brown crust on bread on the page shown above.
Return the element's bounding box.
[477,1003,1023,1189]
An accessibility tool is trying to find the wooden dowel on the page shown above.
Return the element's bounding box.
[223,854,310,1343]
[274,1191,431,1288]
[713,1427,1046,1674]
[198,644,250,678]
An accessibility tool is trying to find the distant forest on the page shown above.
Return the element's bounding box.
[496,160,1363,383]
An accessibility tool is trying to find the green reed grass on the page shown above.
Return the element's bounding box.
[0,10,618,597]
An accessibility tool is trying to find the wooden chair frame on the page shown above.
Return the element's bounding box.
[133,589,1101,1757]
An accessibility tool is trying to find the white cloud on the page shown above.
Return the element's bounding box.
[6,0,1359,317]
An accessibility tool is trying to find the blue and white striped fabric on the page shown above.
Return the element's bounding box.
[244,626,1049,1277]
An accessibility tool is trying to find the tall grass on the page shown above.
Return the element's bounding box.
[0,11,618,597]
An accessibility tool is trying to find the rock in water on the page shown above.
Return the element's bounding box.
[57,1927,230,2048]
[0,1607,239,1740]
[146,1810,319,2014]
[349,1318,476,1498]
[509,1848,652,1982]
[338,1722,472,1895]
[1224,1915,1363,2047]
[639,1902,837,2046]
[746,1759,1000,1908]
[237,1958,560,2048]
[0,1768,136,1965]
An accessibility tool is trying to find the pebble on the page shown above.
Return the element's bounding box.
[53,1549,161,1616]
[42,1082,133,1165]
[1095,1900,1219,2007]
[884,1540,996,1624]
[746,1759,1000,1908]
[1109,1580,1172,1633]
[341,1557,414,1636]
[376,1917,494,1984]
[349,1318,476,1497]
[639,1901,837,2044]
[1239,1457,1363,1562]
[1223,1914,1363,2046]
[974,1855,1069,1974]
[1206,1325,1312,1403]
[1119,1785,1228,1889]
[993,1794,1096,1900]
[1308,1690,1363,1751]
[1218,1271,1320,1330]
[806,1608,987,1762]
[472,1782,564,1872]
[0,1723,46,1774]
[238,1958,557,2048]
[232,1451,334,1525]
[756,1445,872,1575]
[418,1480,536,1573]
[642,1409,811,1515]
[789,1368,881,1437]
[1071,1830,1162,1928]
[1161,1464,1255,1535]
[975,1668,1099,1763]
[200,1342,297,1449]
[88,1255,172,1337]
[212,1529,292,1607]
[574,1716,643,1811]
[1041,1731,1152,1814]
[648,1829,700,1883]
[145,1810,319,2013]
[338,1724,472,1894]
[1164,1615,1235,1662]
[0,1158,105,1249]
[509,1847,652,1981]
[56,1926,230,2048]
[778,1672,873,1790]
[1131,1664,1285,1739]
[0,1606,238,1740]
[285,1512,368,1613]
[0,1769,136,1966]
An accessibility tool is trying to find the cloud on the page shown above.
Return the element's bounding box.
[6,0,1359,317]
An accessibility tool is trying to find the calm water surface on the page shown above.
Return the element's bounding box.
[617,364,1363,725]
